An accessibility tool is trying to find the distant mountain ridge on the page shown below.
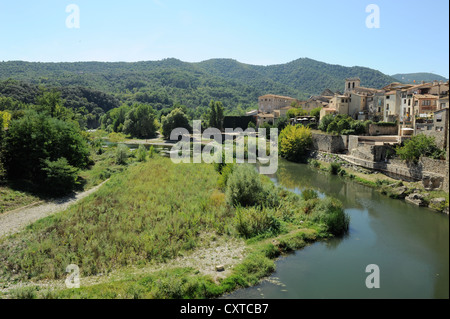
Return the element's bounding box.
[391,72,448,84]
[0,58,399,110]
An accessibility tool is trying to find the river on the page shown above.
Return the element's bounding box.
[224,158,449,299]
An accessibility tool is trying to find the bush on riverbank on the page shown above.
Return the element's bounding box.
[225,164,280,208]
[279,125,312,163]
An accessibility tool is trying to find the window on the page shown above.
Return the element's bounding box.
[386,104,390,110]
[386,96,390,99]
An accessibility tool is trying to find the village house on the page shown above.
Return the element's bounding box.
[258,94,297,113]
[413,94,439,116]
[257,113,275,126]
[256,77,449,142]
[303,95,330,112]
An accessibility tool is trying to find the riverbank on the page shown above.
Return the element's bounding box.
[307,151,449,214]
[0,156,345,299]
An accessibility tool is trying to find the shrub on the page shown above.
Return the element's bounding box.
[311,197,349,236]
[302,188,319,201]
[350,121,367,135]
[149,145,155,158]
[329,162,341,175]
[308,159,321,169]
[234,206,281,238]
[341,129,356,136]
[9,286,39,299]
[226,164,265,207]
[218,163,235,190]
[136,145,147,162]
[41,158,79,196]
[115,144,129,165]
[279,125,312,163]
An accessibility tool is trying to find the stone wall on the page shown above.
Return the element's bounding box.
[350,145,391,162]
[340,155,448,190]
[368,124,398,136]
[348,135,359,152]
[311,133,348,153]
[421,128,447,149]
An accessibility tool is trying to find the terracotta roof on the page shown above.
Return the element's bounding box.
[353,87,383,94]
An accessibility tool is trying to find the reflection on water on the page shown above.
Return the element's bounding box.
[224,159,449,299]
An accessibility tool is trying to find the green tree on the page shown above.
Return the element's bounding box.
[276,116,289,132]
[41,158,79,196]
[3,110,90,184]
[396,134,445,162]
[122,104,158,139]
[318,114,334,132]
[208,100,224,130]
[279,125,313,162]
[310,107,322,122]
[102,104,131,133]
[34,90,75,121]
[287,108,308,119]
[326,121,339,134]
[161,108,192,139]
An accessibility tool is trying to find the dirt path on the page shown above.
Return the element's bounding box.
[0,180,109,239]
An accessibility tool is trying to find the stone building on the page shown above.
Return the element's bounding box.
[258,94,297,113]
[413,94,439,116]
[344,78,361,93]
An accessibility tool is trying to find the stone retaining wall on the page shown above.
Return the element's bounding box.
[311,133,348,153]
[368,124,398,136]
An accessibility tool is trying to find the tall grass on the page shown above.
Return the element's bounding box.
[0,157,230,281]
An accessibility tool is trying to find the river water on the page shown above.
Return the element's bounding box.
[224,159,449,299]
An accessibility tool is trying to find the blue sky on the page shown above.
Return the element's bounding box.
[0,0,448,77]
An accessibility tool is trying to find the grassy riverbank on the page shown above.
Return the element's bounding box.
[308,158,449,213]
[0,155,348,299]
